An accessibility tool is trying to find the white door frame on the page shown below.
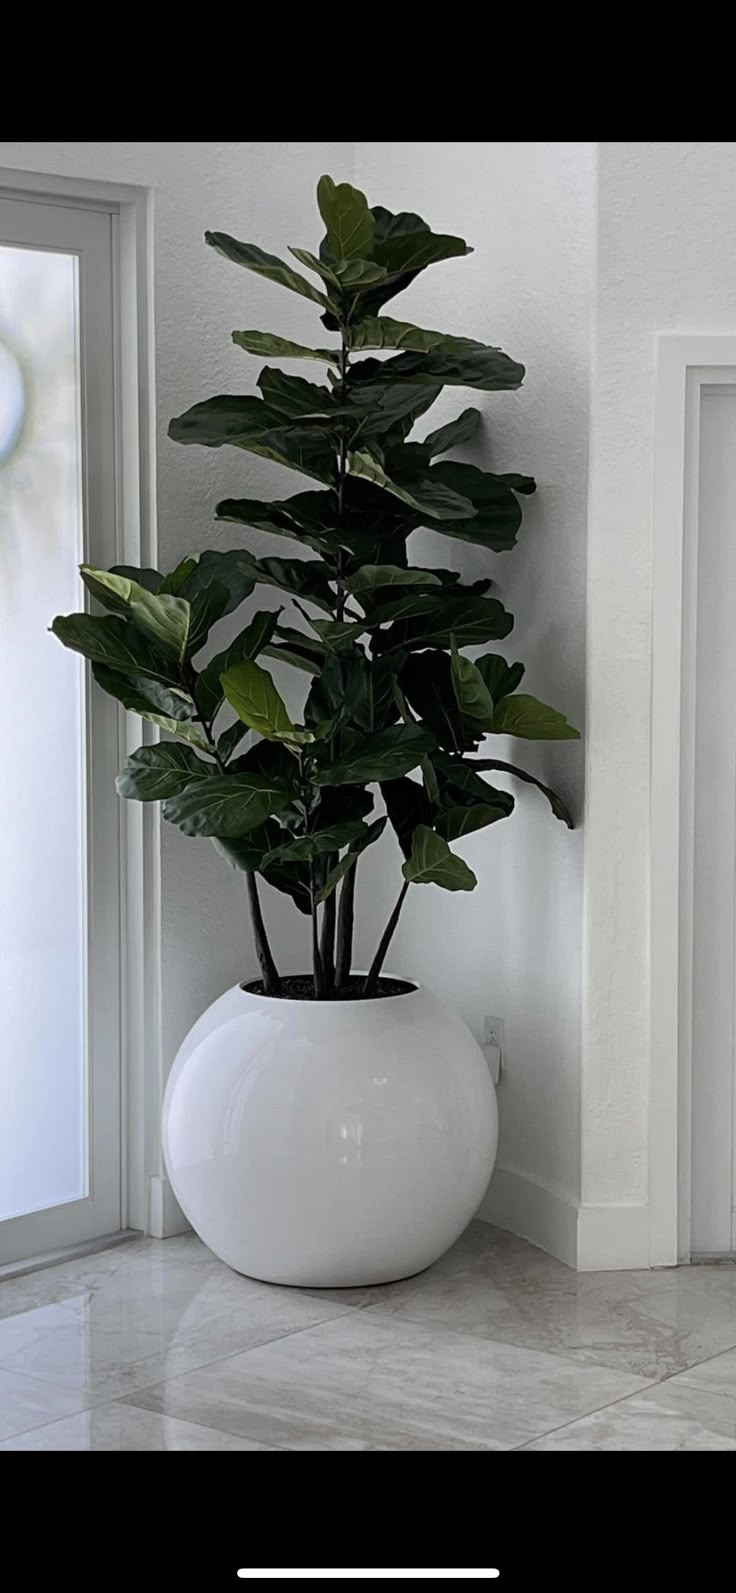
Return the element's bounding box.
[0,165,159,1243]
[650,334,736,1265]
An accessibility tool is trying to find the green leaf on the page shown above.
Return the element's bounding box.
[262,821,369,868]
[315,723,435,786]
[197,609,281,723]
[400,651,480,753]
[177,550,257,619]
[342,380,442,445]
[492,694,580,740]
[51,613,181,687]
[345,565,441,596]
[116,743,210,802]
[221,660,313,744]
[160,556,199,595]
[363,345,524,393]
[216,721,249,763]
[92,663,194,721]
[436,801,513,841]
[232,330,339,365]
[290,249,387,290]
[374,228,471,276]
[305,650,373,734]
[257,366,335,419]
[215,493,336,556]
[468,758,574,828]
[474,655,525,703]
[381,776,432,858]
[373,593,514,654]
[424,408,481,458]
[169,398,338,487]
[402,826,477,891]
[347,449,475,521]
[427,462,525,550]
[109,564,163,594]
[316,817,387,902]
[451,638,495,726]
[205,231,335,310]
[81,565,194,663]
[317,175,375,261]
[163,773,291,838]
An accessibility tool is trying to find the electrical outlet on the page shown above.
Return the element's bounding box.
[483,1016,504,1050]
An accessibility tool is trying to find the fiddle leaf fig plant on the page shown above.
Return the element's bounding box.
[51,174,579,1000]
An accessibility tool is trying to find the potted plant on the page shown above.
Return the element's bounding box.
[52,176,578,1287]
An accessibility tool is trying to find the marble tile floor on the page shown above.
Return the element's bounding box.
[0,1222,735,1450]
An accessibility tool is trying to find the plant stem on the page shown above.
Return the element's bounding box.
[310,870,326,1000]
[335,864,356,989]
[246,872,280,996]
[319,873,337,993]
[362,882,410,999]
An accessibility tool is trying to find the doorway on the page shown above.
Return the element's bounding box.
[0,192,123,1265]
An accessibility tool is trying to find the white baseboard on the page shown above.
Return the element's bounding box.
[576,1202,652,1270]
[477,1165,579,1269]
[149,1175,190,1239]
[478,1170,658,1272]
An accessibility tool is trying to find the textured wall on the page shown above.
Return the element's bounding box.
[584,141,736,1208]
[357,143,593,1205]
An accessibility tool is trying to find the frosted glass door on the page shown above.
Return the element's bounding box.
[0,195,121,1264]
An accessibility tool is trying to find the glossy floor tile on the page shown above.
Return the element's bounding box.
[1,1222,736,1449]
[125,1312,648,1450]
[0,1402,276,1451]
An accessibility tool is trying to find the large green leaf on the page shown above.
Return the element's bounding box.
[290,248,387,291]
[400,651,480,753]
[493,694,580,740]
[116,743,210,802]
[425,462,526,550]
[436,801,513,841]
[347,329,524,393]
[51,613,181,687]
[264,624,327,677]
[316,817,387,902]
[373,227,471,276]
[109,564,163,594]
[205,231,334,310]
[345,565,441,596]
[347,449,475,521]
[315,723,434,786]
[380,776,432,858]
[451,638,495,726]
[317,176,376,261]
[257,366,335,419]
[221,660,313,744]
[475,654,525,703]
[469,758,574,827]
[169,398,337,486]
[163,773,291,838]
[81,565,195,662]
[402,825,477,891]
[262,821,369,868]
[232,330,338,364]
[342,381,442,445]
[92,664,194,721]
[373,593,514,653]
[176,550,257,620]
[215,494,336,555]
[305,649,372,735]
[197,609,281,722]
[424,408,481,458]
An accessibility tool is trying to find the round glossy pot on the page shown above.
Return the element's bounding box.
[162,977,498,1287]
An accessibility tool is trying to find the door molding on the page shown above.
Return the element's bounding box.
[0,166,159,1243]
[650,334,736,1264]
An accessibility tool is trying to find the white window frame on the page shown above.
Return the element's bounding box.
[650,334,736,1265]
[0,166,159,1256]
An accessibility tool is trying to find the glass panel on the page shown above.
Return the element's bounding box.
[0,245,87,1220]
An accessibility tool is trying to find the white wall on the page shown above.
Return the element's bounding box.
[357,143,593,1249]
[581,142,736,1265]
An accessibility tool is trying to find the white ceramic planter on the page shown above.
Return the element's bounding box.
[162,978,498,1287]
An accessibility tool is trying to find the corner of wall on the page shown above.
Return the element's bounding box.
[478,1174,655,1272]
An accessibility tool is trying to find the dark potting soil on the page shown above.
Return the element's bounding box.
[241,974,416,1001]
